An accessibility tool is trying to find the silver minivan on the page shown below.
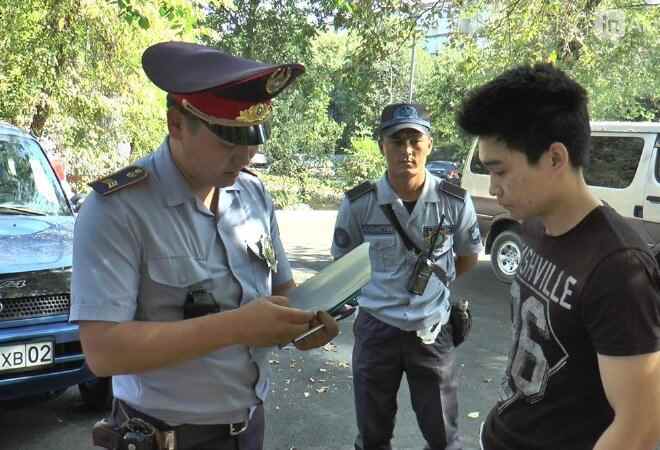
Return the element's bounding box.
[461,121,660,282]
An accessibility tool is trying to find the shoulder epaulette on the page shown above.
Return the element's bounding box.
[241,167,259,177]
[88,165,148,196]
[437,180,466,201]
[346,181,375,202]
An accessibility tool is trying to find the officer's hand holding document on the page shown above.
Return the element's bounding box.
[287,243,371,344]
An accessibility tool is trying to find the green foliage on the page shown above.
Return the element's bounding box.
[110,0,228,35]
[420,0,660,161]
[266,33,345,179]
[203,0,331,61]
[333,0,445,67]
[0,0,200,192]
[337,136,386,187]
[204,5,346,195]
[2,0,658,203]
[333,42,436,150]
[261,173,342,210]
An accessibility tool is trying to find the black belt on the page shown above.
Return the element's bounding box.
[116,399,249,444]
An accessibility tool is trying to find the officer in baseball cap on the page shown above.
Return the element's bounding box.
[378,102,432,137]
[71,42,339,450]
[333,102,482,450]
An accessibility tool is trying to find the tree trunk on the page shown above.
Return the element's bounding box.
[29,0,75,136]
[29,101,50,137]
[244,0,261,59]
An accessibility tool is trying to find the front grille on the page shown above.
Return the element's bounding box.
[0,360,85,382]
[56,341,82,355]
[0,294,70,321]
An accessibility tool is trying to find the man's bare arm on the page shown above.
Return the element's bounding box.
[80,297,313,377]
[455,254,479,278]
[594,352,660,450]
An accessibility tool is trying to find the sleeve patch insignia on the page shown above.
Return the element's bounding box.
[469,223,482,244]
[333,228,351,248]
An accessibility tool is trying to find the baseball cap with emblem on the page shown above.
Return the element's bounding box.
[379,103,432,138]
[142,41,305,146]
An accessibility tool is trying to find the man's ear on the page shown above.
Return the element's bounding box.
[378,139,385,156]
[547,142,570,172]
[167,108,185,141]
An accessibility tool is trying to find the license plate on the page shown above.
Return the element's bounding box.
[0,341,54,373]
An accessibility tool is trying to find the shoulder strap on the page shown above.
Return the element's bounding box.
[437,180,466,201]
[88,165,148,196]
[241,167,259,177]
[379,204,421,254]
[346,181,375,203]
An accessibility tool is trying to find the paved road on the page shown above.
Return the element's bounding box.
[1,210,511,450]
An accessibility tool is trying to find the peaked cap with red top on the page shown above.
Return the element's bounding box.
[142,41,304,145]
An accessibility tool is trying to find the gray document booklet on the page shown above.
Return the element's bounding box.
[287,242,371,315]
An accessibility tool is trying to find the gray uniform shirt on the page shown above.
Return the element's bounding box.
[70,139,293,425]
[331,172,483,331]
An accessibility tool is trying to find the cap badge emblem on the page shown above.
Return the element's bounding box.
[265,67,292,95]
[258,234,278,273]
[394,105,418,119]
[236,103,272,124]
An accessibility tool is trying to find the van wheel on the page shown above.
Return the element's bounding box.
[491,230,522,283]
[79,377,112,411]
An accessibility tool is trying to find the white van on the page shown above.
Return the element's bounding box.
[461,121,660,282]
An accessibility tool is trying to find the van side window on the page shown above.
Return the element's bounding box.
[470,151,488,175]
[585,136,644,189]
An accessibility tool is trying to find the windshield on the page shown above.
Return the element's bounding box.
[428,161,456,170]
[0,133,71,216]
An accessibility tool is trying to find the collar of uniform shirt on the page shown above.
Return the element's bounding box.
[376,171,442,206]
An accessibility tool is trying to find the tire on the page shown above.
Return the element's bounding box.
[490,230,522,283]
[78,377,112,411]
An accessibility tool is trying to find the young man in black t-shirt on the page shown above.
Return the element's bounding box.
[457,64,660,450]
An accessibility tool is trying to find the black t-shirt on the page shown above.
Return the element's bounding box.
[482,206,660,450]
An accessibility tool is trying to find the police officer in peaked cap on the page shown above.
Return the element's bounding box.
[70,41,339,450]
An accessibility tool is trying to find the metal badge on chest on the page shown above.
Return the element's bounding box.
[248,234,278,273]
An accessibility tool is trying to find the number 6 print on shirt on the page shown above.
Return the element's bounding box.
[498,281,568,411]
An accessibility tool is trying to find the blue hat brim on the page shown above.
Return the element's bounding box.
[381,122,431,137]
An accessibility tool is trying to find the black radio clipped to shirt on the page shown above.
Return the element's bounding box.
[183,289,220,319]
[380,203,445,296]
[407,215,445,295]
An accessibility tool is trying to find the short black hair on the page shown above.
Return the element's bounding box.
[456,63,590,166]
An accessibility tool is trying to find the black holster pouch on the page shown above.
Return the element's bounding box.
[449,299,472,347]
[92,417,158,450]
[93,419,122,449]
[183,289,220,319]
